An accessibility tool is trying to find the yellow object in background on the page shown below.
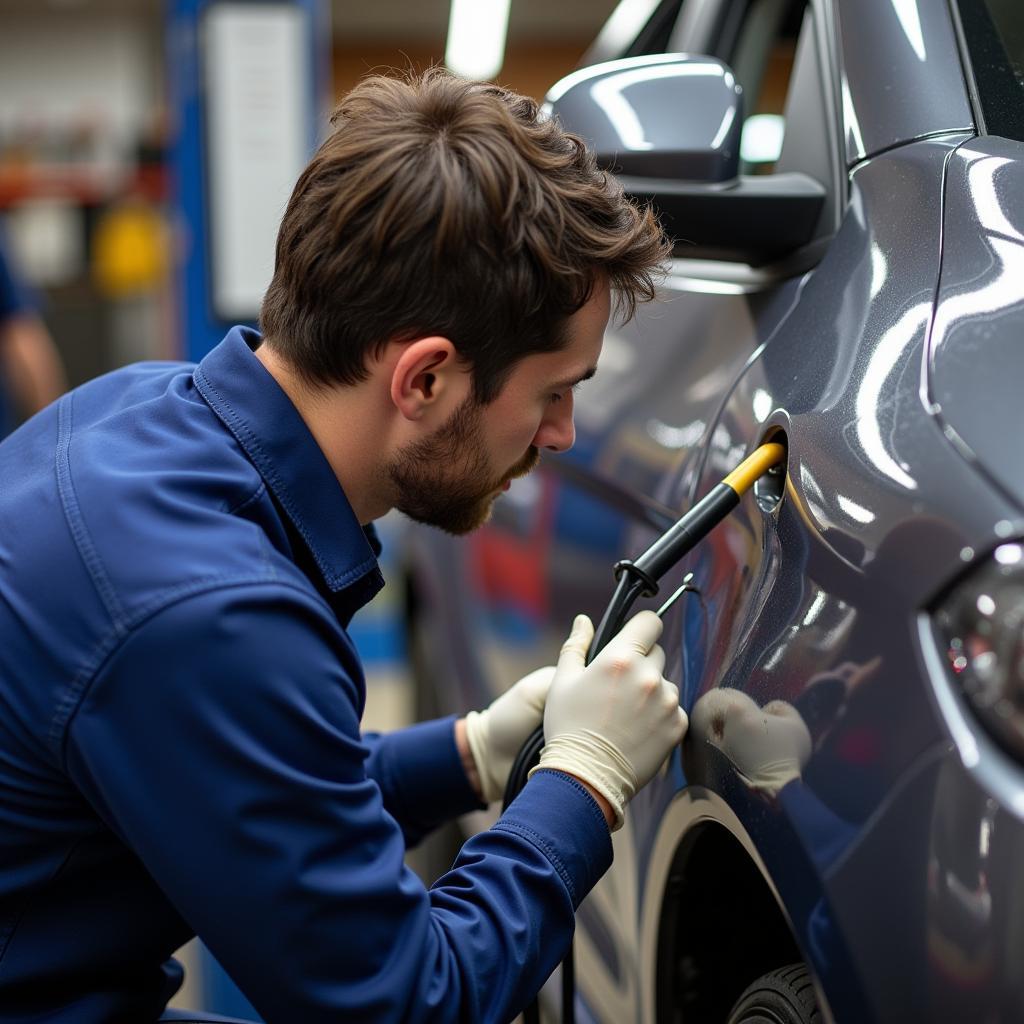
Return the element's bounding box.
[92,199,168,297]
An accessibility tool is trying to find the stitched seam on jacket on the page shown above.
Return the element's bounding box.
[54,393,126,631]
[223,479,267,517]
[50,393,132,752]
[491,821,577,905]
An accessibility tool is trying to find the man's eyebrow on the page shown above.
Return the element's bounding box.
[553,367,597,391]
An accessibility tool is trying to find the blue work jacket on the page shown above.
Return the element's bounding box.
[0,326,612,1023]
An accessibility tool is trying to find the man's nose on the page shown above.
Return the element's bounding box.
[534,397,575,453]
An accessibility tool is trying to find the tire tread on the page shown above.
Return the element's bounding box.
[727,963,822,1024]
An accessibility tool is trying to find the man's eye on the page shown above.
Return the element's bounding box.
[551,383,583,403]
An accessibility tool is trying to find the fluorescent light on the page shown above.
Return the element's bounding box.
[445,0,511,81]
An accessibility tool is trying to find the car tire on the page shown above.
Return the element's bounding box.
[726,964,821,1024]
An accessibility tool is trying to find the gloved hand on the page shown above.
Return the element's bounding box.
[530,611,688,831]
[464,665,556,803]
[690,689,811,796]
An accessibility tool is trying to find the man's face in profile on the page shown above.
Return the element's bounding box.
[388,397,540,535]
[388,279,609,535]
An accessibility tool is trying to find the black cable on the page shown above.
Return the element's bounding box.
[561,943,575,1021]
[501,574,643,811]
[523,995,541,1024]
[502,573,649,1024]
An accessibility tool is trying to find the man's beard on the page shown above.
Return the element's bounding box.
[388,398,539,535]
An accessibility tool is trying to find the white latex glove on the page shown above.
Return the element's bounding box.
[530,611,688,830]
[464,665,556,803]
[690,689,811,796]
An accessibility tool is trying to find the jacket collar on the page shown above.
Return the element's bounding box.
[193,327,384,600]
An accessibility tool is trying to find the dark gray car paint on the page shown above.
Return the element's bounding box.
[673,132,1023,1021]
[920,743,1024,1018]
[929,135,1024,513]
[836,0,974,164]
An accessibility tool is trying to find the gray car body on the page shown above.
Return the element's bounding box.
[402,0,1024,1019]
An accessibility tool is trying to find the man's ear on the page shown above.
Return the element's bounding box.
[389,337,469,421]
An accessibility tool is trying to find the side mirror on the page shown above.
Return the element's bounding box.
[545,55,825,265]
[544,54,744,182]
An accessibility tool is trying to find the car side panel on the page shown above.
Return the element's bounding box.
[929,135,1024,513]
[674,135,1024,1021]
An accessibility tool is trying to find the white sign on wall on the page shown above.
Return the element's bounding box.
[202,3,310,321]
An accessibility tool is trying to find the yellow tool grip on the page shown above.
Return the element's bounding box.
[722,441,786,497]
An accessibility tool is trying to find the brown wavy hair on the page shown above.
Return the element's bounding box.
[261,67,669,404]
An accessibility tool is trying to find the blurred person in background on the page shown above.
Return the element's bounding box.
[0,223,67,435]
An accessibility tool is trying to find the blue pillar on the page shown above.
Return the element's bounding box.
[165,2,328,1017]
[167,0,329,361]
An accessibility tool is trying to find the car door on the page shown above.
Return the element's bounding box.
[634,1,1022,1021]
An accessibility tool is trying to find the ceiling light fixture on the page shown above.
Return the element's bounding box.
[445,0,511,81]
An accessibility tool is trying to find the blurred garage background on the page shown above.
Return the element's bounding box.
[0,0,619,1015]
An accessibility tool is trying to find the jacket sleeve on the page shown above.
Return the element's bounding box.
[66,583,611,1024]
[361,719,485,849]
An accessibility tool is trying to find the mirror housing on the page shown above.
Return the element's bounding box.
[544,54,743,182]
[545,54,825,265]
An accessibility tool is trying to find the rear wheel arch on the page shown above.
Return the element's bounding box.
[639,788,829,1022]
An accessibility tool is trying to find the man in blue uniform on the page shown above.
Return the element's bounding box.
[0,224,66,436]
[0,70,687,1022]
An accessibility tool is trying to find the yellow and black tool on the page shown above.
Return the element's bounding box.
[609,441,786,602]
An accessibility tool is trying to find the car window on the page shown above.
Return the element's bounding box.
[727,0,808,174]
[581,0,687,67]
[626,0,688,56]
[956,0,1024,141]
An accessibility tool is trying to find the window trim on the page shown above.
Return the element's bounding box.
[948,0,990,135]
[949,0,1024,142]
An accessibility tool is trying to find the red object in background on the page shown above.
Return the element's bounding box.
[469,477,558,622]
[0,163,168,211]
